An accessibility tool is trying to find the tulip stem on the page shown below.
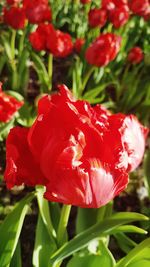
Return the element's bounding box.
[48,53,53,91]
[97,201,113,222]
[57,204,71,247]
[36,186,57,240]
[10,29,19,90]
[19,29,26,56]
[12,70,18,90]
[11,29,16,60]
[80,66,95,95]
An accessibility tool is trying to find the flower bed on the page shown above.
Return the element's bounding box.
[0,0,150,267]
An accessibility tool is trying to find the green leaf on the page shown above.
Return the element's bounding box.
[76,202,113,234]
[10,241,22,267]
[67,254,112,267]
[67,241,116,267]
[18,50,29,78]
[50,212,148,266]
[0,193,34,267]
[114,233,136,254]
[128,260,150,267]
[93,67,104,84]
[17,50,29,91]
[87,96,105,104]
[6,91,24,102]
[31,52,48,77]
[17,103,35,127]
[76,208,98,234]
[116,237,150,267]
[1,35,13,60]
[36,186,56,241]
[0,54,6,74]
[83,83,110,101]
[112,225,147,235]
[31,52,49,88]
[32,214,57,267]
[72,57,83,98]
[49,202,61,233]
[0,119,15,141]
[98,241,116,265]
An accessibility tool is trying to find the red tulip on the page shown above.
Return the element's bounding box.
[102,0,128,10]
[6,0,21,5]
[80,0,91,4]
[46,29,73,58]
[29,23,54,51]
[74,38,85,53]
[107,114,149,172]
[4,85,148,208]
[113,0,128,7]
[29,23,73,57]
[0,83,23,123]
[129,0,149,17]
[143,0,150,20]
[128,47,144,64]
[109,6,129,28]
[4,6,26,29]
[101,0,116,11]
[101,0,129,28]
[4,127,47,189]
[144,10,150,20]
[88,8,107,28]
[29,30,45,52]
[23,0,52,24]
[85,33,121,67]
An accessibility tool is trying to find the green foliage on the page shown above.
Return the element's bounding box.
[50,212,148,265]
[67,241,116,267]
[10,241,22,267]
[0,193,34,267]
[0,119,14,141]
[0,1,150,266]
[32,214,56,267]
[116,238,150,267]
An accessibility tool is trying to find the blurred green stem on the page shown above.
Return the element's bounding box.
[19,29,26,55]
[64,0,71,13]
[72,56,83,98]
[48,53,53,90]
[11,29,16,60]
[10,29,19,90]
[73,0,80,4]
[84,1,92,15]
[121,63,130,86]
[80,66,96,95]
[12,70,18,90]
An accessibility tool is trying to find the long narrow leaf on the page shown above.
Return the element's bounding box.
[10,241,22,267]
[33,214,57,267]
[50,212,148,265]
[116,237,150,267]
[114,233,136,254]
[0,193,34,267]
